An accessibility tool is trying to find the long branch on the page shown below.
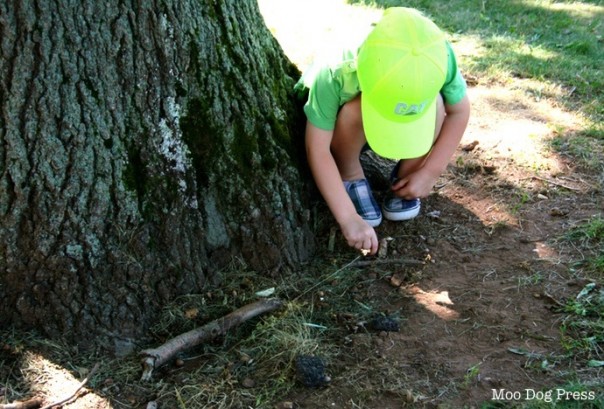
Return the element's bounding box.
[139,298,284,381]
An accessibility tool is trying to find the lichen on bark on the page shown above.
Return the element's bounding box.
[0,0,313,349]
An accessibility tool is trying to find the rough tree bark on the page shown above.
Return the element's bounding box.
[0,0,314,352]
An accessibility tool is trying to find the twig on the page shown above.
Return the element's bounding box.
[542,291,565,307]
[293,256,361,301]
[530,175,583,192]
[0,398,43,409]
[353,258,424,267]
[39,363,100,409]
[140,298,284,381]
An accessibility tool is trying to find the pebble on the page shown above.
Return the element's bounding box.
[241,377,256,388]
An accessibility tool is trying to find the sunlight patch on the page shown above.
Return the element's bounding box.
[404,285,460,320]
[258,0,381,68]
[541,1,604,18]
[463,85,581,174]
[21,352,110,408]
[533,241,560,262]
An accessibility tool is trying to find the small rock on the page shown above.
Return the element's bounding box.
[239,352,253,364]
[378,238,388,258]
[389,274,404,287]
[370,315,400,332]
[241,377,256,388]
[550,207,569,217]
[275,402,294,409]
[461,140,479,152]
[295,355,330,387]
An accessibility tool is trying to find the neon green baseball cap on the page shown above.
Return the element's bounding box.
[357,7,447,159]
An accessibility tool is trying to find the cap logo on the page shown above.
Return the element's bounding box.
[394,101,428,116]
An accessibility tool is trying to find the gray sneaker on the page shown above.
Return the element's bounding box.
[384,161,421,221]
[343,179,382,227]
[383,196,421,221]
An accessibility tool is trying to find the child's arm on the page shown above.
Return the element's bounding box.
[305,121,379,255]
[393,94,471,199]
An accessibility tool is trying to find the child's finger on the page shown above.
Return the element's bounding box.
[391,177,407,191]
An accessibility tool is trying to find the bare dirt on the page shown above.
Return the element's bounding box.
[272,81,602,408]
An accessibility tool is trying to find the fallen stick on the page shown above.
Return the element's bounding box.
[0,398,43,409]
[530,175,583,192]
[353,258,424,267]
[140,298,284,381]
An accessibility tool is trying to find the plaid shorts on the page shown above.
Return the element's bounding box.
[343,179,382,227]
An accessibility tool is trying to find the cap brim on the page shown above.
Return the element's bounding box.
[361,96,436,160]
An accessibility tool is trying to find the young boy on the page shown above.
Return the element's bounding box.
[296,7,470,256]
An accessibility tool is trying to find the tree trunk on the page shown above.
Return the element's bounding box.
[0,0,313,352]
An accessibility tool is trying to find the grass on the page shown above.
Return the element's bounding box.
[564,216,604,276]
[0,262,352,408]
[560,216,604,358]
[348,0,604,176]
[549,216,604,405]
[139,259,377,408]
[348,0,603,115]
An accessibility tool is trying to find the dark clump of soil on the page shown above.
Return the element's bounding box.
[296,355,331,387]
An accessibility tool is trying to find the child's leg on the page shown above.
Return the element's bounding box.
[330,95,366,181]
[396,94,446,178]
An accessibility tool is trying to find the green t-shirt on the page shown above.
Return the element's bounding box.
[295,41,467,131]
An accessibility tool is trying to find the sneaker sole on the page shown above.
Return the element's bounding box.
[365,215,383,227]
[383,205,420,221]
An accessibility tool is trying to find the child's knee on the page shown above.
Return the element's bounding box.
[337,95,363,129]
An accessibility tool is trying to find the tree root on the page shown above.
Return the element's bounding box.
[139,298,284,381]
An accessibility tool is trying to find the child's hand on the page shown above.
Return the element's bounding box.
[339,214,379,255]
[391,168,439,199]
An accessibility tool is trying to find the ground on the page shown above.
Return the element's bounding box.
[1,1,602,408]
[273,83,601,408]
[256,2,602,405]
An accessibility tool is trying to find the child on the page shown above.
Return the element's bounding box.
[296,7,470,256]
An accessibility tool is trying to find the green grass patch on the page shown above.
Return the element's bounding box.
[548,216,604,404]
[550,126,604,176]
[564,216,604,276]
